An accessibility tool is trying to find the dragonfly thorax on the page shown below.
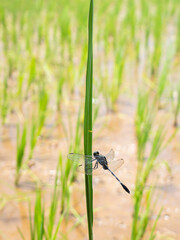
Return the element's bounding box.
[95,155,108,169]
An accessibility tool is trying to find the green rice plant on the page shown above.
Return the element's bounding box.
[16,72,24,101]
[134,188,154,240]
[60,146,82,217]
[56,75,64,111]
[135,90,154,162]
[26,56,36,96]
[99,36,126,111]
[69,108,84,184]
[102,0,122,51]
[0,9,8,51]
[62,106,83,156]
[151,1,164,76]
[125,0,137,45]
[98,39,126,112]
[174,86,180,127]
[11,14,17,45]
[132,126,165,240]
[59,109,83,214]
[59,7,71,46]
[28,117,38,160]
[19,161,64,240]
[140,0,151,48]
[176,12,180,54]
[149,208,162,240]
[61,108,83,213]
[99,67,117,112]
[1,77,9,125]
[30,191,45,240]
[18,191,45,240]
[59,153,71,216]
[110,45,126,109]
[133,89,166,239]
[7,52,15,78]
[37,84,49,136]
[156,49,174,106]
[84,0,93,239]
[46,161,64,239]
[15,124,27,185]
[171,82,180,127]
[92,102,100,127]
[134,187,162,240]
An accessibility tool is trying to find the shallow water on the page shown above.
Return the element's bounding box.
[0,98,180,240]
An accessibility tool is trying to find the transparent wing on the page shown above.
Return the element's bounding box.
[74,160,95,175]
[77,158,124,175]
[108,158,124,172]
[67,153,94,164]
[105,149,115,162]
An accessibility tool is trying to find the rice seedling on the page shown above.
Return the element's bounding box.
[29,190,45,240]
[132,126,165,240]
[0,9,8,50]
[46,161,64,239]
[1,77,9,125]
[135,90,154,162]
[84,0,93,239]
[37,84,49,136]
[28,117,38,160]
[26,57,36,96]
[98,39,126,112]
[132,89,166,239]
[16,72,25,101]
[19,161,64,240]
[125,0,137,45]
[151,1,165,76]
[7,52,15,78]
[92,102,100,127]
[111,46,126,108]
[18,190,45,240]
[140,0,151,48]
[175,12,180,54]
[171,82,180,127]
[15,123,27,185]
[56,75,64,111]
[156,49,174,107]
[59,153,72,216]
[58,108,84,216]
[73,109,83,154]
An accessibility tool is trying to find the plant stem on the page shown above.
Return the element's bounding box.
[84,0,93,239]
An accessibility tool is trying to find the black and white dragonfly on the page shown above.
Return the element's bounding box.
[68,149,130,194]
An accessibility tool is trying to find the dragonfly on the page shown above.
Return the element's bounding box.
[68,149,130,194]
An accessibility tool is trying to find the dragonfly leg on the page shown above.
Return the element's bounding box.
[84,161,98,174]
[93,161,98,169]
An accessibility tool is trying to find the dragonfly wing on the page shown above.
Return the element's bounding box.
[76,160,97,175]
[68,152,124,175]
[84,165,105,175]
[67,153,94,164]
[105,149,115,161]
[108,158,124,172]
[91,158,124,176]
[76,159,124,176]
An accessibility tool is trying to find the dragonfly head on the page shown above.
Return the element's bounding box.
[93,151,99,157]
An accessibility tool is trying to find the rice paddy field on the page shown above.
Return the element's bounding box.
[0,0,180,239]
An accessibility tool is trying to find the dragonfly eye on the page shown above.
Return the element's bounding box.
[93,151,99,156]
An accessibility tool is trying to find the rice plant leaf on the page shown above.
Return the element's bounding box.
[84,0,93,239]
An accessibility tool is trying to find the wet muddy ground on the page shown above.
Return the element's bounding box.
[0,97,180,240]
